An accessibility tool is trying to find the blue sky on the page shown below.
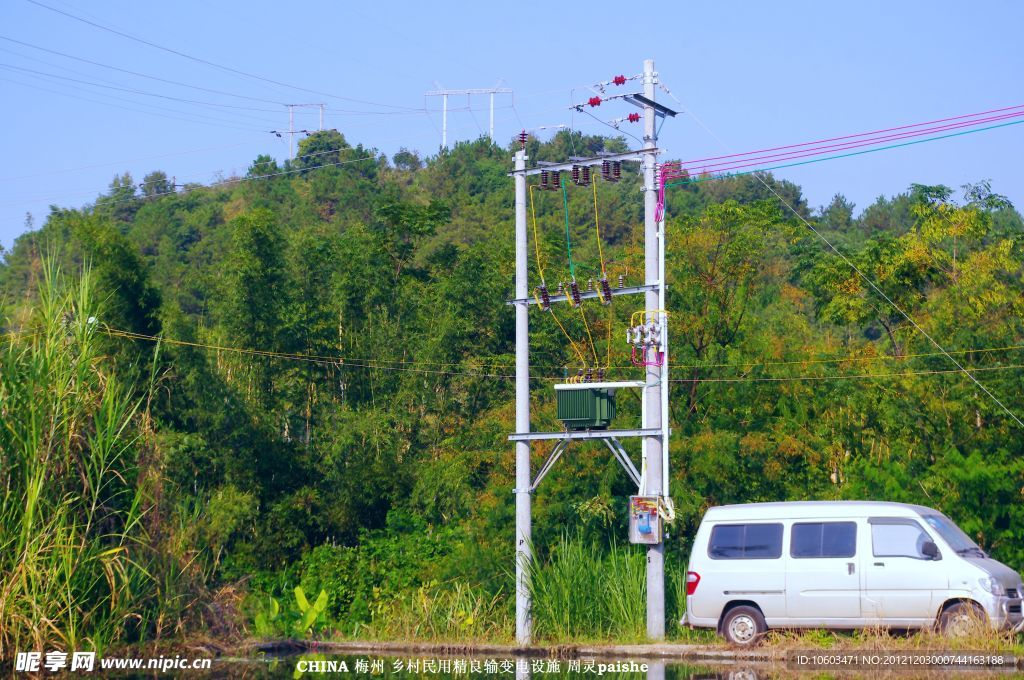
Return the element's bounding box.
[2,0,1022,249]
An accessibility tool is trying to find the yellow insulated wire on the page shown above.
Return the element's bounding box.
[578,304,600,368]
[606,302,613,371]
[548,307,589,368]
[528,184,547,284]
[592,179,607,278]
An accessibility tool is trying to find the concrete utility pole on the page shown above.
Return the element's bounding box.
[507,59,674,646]
[641,57,667,641]
[513,148,532,645]
[425,86,513,148]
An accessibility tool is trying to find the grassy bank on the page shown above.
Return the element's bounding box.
[241,532,1022,653]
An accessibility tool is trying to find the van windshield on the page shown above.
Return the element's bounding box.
[922,513,986,557]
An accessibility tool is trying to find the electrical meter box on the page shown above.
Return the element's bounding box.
[628,496,662,544]
[556,387,615,430]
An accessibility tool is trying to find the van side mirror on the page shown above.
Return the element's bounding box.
[922,541,940,560]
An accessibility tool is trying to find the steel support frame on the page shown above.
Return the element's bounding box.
[525,436,643,494]
[510,60,669,646]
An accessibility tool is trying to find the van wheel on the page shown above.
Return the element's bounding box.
[721,606,767,646]
[939,602,987,637]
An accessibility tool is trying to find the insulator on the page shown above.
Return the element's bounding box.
[581,166,591,185]
[647,322,660,345]
[584,368,593,383]
[540,170,549,190]
[569,280,582,307]
[601,159,611,181]
[618,273,625,288]
[600,278,612,305]
[551,170,561,189]
[557,281,564,294]
[597,368,605,381]
[627,112,640,123]
[571,165,580,185]
[519,130,528,148]
[576,369,585,383]
[588,96,602,107]
[612,161,622,181]
[587,278,594,291]
[538,284,550,311]
[612,75,626,86]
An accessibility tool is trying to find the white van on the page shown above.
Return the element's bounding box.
[682,501,1024,645]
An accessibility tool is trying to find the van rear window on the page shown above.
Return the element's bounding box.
[791,522,856,558]
[708,523,783,559]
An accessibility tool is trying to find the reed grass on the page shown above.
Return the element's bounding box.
[0,263,159,655]
[527,535,688,642]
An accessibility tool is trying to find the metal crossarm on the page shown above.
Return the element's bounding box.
[622,94,677,118]
[507,149,659,177]
[506,284,657,306]
[508,428,661,442]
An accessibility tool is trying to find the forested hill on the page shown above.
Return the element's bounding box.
[2,128,1023,642]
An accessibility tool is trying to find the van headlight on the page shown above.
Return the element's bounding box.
[978,577,1005,596]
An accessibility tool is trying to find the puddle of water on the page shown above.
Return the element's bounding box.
[85,652,1024,679]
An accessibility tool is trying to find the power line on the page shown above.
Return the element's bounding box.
[0,138,263,182]
[0,63,283,121]
[1,110,515,208]
[0,34,288,107]
[90,327,1024,386]
[25,0,425,112]
[92,153,382,207]
[0,75,268,134]
[667,342,1024,371]
[4,98,573,206]
[669,109,1024,179]
[671,364,1024,384]
[676,103,1024,429]
[664,118,1024,189]
[103,328,529,380]
[680,103,1024,166]
[1,34,436,117]
[0,147,375,209]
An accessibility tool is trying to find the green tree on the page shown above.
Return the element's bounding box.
[141,170,174,198]
[216,208,288,405]
[294,129,348,170]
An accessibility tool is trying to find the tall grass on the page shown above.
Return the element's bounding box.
[0,263,158,655]
[363,582,513,642]
[527,535,686,641]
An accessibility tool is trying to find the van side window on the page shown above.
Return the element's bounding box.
[708,523,783,559]
[870,520,933,559]
[791,522,856,558]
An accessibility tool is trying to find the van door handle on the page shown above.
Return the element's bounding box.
[874,562,885,567]
[848,562,855,575]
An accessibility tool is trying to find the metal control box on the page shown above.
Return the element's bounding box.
[556,387,615,430]
[628,495,662,544]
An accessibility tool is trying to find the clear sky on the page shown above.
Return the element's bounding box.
[2,0,1022,249]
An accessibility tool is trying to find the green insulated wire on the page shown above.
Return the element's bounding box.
[561,176,576,279]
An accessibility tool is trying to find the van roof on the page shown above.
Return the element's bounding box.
[704,500,937,522]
